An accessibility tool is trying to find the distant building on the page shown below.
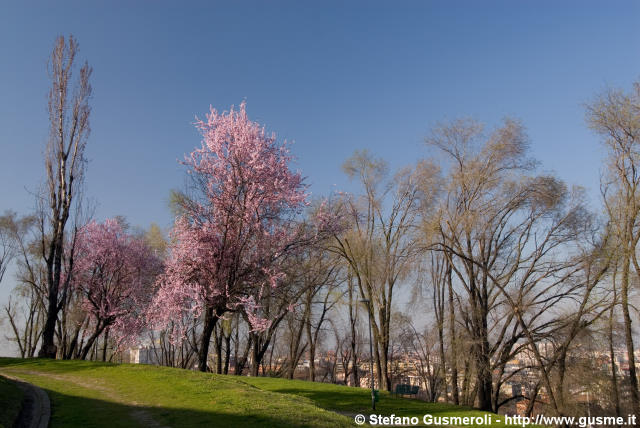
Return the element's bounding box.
[130,346,160,365]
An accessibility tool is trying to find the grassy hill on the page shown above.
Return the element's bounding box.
[0,358,517,427]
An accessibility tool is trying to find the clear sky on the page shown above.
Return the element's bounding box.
[0,1,639,353]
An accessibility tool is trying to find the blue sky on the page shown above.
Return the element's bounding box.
[1,1,639,227]
[0,1,639,349]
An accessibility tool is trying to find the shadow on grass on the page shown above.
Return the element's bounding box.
[0,358,116,374]
[34,388,330,428]
[0,374,24,427]
[253,385,472,415]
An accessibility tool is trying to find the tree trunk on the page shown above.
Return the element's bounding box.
[475,343,493,411]
[349,298,359,387]
[370,320,385,391]
[461,359,471,406]
[251,335,260,376]
[620,256,640,414]
[38,275,60,358]
[102,328,109,362]
[223,333,231,375]
[197,306,219,372]
[608,303,621,418]
[64,319,85,360]
[306,316,316,381]
[235,334,252,375]
[80,323,107,360]
[249,332,273,377]
[525,381,540,418]
[214,325,223,374]
[288,303,308,379]
[435,259,447,403]
[447,263,459,405]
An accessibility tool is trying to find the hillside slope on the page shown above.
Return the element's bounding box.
[0,358,512,427]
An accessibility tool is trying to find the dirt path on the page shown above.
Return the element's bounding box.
[1,373,50,428]
[0,369,168,428]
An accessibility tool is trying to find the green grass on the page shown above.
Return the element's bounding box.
[242,376,521,427]
[0,357,526,427]
[0,374,23,428]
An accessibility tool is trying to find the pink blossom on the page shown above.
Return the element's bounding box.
[149,103,344,339]
[71,219,162,348]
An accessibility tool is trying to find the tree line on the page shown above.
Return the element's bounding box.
[1,35,639,420]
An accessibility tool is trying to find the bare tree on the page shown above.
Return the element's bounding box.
[330,150,423,391]
[304,258,342,382]
[0,212,18,285]
[345,267,362,387]
[587,81,640,415]
[396,315,444,402]
[2,213,46,357]
[607,265,622,417]
[38,35,92,358]
[425,118,600,413]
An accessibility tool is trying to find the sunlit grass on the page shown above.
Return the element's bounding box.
[0,358,535,427]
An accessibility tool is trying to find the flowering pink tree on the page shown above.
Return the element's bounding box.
[150,102,322,372]
[71,219,162,359]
